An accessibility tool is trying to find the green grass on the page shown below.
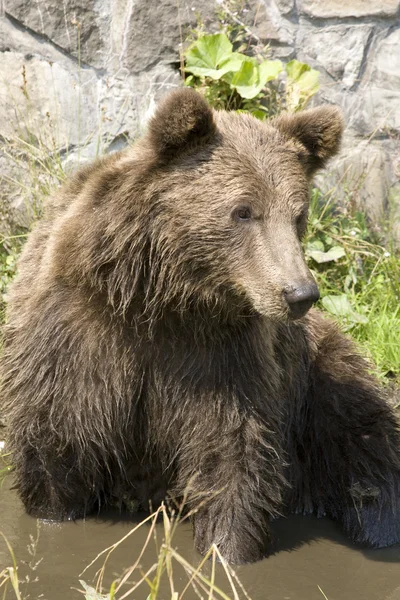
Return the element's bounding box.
[0,236,25,324]
[0,450,11,487]
[0,532,23,600]
[305,188,400,382]
[357,305,400,372]
[0,119,68,325]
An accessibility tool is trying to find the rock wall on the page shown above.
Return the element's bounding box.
[0,0,399,236]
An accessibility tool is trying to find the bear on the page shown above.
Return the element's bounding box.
[1,88,400,565]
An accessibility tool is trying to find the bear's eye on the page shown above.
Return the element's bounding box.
[233,206,252,221]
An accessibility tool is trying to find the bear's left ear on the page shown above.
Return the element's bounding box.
[273,106,344,175]
[147,88,216,161]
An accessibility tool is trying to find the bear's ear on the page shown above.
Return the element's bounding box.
[273,106,344,175]
[147,88,216,160]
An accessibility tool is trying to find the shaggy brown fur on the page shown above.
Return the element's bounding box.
[2,89,400,564]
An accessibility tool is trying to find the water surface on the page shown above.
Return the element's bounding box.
[1,478,400,600]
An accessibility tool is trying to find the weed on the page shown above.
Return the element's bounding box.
[0,526,42,600]
[183,32,319,117]
[305,188,400,381]
[0,504,250,600]
[0,234,26,325]
[79,502,251,600]
[0,533,23,600]
[0,450,12,486]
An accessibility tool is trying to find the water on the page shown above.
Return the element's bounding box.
[1,478,400,600]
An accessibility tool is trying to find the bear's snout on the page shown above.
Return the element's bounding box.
[283,281,320,319]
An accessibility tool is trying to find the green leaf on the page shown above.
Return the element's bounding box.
[184,75,194,86]
[219,52,247,73]
[185,33,245,80]
[295,69,320,96]
[321,294,368,324]
[307,245,345,264]
[249,109,269,120]
[285,59,320,111]
[229,58,282,99]
[306,239,325,252]
[259,59,283,84]
[230,58,259,99]
[285,59,310,82]
[326,246,346,260]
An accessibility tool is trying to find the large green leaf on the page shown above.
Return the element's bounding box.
[230,58,259,98]
[230,58,282,99]
[185,33,245,80]
[321,294,368,324]
[307,245,346,264]
[306,239,325,252]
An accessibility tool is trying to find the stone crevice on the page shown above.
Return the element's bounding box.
[3,11,106,76]
[350,25,375,92]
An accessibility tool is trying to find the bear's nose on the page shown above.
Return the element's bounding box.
[284,282,320,319]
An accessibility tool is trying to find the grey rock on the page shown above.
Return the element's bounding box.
[315,84,400,139]
[0,50,100,147]
[298,0,400,18]
[0,15,179,149]
[275,0,295,16]
[355,89,400,136]
[121,0,216,74]
[316,139,395,224]
[268,43,295,60]
[4,0,109,69]
[297,25,372,89]
[211,0,294,46]
[312,88,364,135]
[256,0,294,45]
[0,14,71,62]
[367,28,400,91]
[389,182,400,244]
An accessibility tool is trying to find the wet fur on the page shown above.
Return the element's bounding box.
[1,89,400,564]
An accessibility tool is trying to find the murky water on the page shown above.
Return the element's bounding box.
[1,477,400,600]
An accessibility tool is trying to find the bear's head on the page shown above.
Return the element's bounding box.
[138,88,343,323]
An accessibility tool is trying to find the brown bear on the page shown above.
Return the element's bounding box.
[1,88,400,564]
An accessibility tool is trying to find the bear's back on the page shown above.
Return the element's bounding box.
[6,152,126,313]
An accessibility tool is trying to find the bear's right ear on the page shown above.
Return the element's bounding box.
[147,88,216,160]
[273,106,344,175]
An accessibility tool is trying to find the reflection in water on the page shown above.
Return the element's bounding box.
[1,479,400,600]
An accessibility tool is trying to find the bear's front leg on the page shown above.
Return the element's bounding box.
[192,490,272,564]
[290,314,400,548]
[12,446,98,520]
[176,412,286,564]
